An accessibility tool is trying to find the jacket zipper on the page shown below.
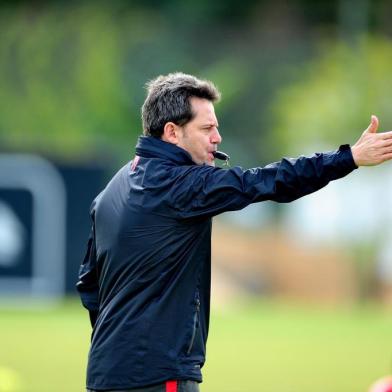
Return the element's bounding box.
[187,297,200,355]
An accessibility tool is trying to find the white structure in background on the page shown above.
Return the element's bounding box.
[0,201,26,267]
[284,169,385,244]
[0,154,66,301]
[283,166,392,282]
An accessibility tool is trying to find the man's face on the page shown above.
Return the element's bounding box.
[176,97,222,166]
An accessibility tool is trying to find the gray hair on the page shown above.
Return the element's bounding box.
[141,72,221,138]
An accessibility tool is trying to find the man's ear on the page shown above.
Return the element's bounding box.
[162,122,180,144]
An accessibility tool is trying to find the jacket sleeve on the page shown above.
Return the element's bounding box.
[76,207,99,328]
[171,144,357,219]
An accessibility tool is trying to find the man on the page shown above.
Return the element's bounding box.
[77,72,392,392]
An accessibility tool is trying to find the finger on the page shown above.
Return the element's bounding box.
[380,139,392,147]
[381,152,392,162]
[380,131,392,140]
[366,115,379,133]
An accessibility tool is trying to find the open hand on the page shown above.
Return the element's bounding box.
[351,115,392,166]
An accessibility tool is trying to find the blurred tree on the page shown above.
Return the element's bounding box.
[268,35,392,157]
[0,3,133,162]
[0,2,258,164]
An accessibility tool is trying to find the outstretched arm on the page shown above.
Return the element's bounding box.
[351,115,392,166]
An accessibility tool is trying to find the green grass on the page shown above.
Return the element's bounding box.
[0,298,391,392]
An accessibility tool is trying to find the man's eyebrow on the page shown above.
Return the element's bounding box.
[201,122,219,128]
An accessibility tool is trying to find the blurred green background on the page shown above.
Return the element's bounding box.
[1,0,392,391]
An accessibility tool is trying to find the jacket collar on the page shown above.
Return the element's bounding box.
[135,136,195,165]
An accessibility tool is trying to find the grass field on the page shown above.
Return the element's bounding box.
[0,298,391,392]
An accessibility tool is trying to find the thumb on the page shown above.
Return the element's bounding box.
[366,115,379,133]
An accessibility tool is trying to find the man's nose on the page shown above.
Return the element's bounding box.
[211,129,222,144]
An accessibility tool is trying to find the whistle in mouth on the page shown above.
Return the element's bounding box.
[212,151,230,163]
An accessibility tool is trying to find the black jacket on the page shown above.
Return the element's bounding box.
[76,136,357,390]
